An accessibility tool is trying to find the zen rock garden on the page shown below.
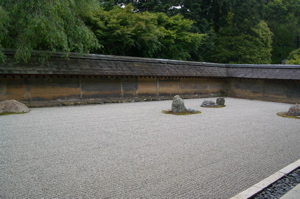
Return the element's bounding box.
[162,95,227,115]
[0,100,30,115]
[163,96,300,120]
[2,97,299,120]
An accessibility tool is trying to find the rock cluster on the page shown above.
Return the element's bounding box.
[201,97,225,107]
[171,95,187,113]
[287,104,300,116]
[0,100,30,114]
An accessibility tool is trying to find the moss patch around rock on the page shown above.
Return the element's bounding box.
[200,105,226,108]
[162,110,201,115]
[277,112,300,119]
[0,112,29,116]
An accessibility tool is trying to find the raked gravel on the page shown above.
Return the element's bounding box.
[1,98,300,198]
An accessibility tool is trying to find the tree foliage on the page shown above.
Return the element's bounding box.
[1,0,299,64]
[156,13,205,60]
[85,4,205,60]
[287,48,300,64]
[0,5,9,62]
[100,0,299,64]
[263,0,300,63]
[0,0,101,62]
[212,21,273,64]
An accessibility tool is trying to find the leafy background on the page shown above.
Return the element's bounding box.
[0,0,299,64]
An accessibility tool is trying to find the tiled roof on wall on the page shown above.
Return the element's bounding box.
[226,64,300,80]
[0,50,299,80]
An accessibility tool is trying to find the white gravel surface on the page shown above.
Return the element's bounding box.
[1,98,299,198]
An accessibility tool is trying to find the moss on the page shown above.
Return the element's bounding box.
[277,112,300,119]
[200,105,226,108]
[0,112,29,116]
[162,110,201,115]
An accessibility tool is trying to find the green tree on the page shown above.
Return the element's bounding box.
[264,0,300,63]
[102,0,177,13]
[0,0,101,62]
[206,0,273,64]
[85,4,205,60]
[85,4,163,57]
[99,1,268,62]
[98,0,210,61]
[0,6,9,62]
[286,48,300,64]
[154,13,205,60]
[212,21,273,64]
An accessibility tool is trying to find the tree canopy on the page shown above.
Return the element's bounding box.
[101,0,299,64]
[0,0,299,64]
[287,48,300,64]
[84,4,205,60]
[0,0,101,62]
[0,5,9,62]
[211,21,273,64]
[263,0,300,63]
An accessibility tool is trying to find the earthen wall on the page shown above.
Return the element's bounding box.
[0,51,299,107]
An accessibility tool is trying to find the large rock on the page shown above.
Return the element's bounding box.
[171,95,186,113]
[216,97,225,106]
[201,100,216,107]
[0,100,30,114]
[287,104,300,116]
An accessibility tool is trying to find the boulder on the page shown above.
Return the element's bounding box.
[0,100,30,114]
[216,98,225,106]
[287,104,300,116]
[171,95,186,113]
[201,100,216,107]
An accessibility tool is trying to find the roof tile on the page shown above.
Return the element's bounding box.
[0,51,299,80]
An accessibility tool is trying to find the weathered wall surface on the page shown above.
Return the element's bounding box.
[179,78,226,97]
[227,79,300,104]
[2,75,299,106]
[137,78,157,97]
[0,76,226,107]
[0,50,299,106]
[0,76,81,102]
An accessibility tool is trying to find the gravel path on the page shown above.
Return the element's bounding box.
[1,98,300,198]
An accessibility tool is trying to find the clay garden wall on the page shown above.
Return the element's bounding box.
[227,79,300,104]
[0,51,299,107]
[0,76,226,107]
[1,75,299,107]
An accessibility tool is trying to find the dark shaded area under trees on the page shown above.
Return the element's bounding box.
[0,0,299,64]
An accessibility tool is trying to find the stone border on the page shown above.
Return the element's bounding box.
[231,159,300,199]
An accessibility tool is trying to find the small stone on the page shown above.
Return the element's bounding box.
[201,100,216,107]
[216,97,225,106]
[187,108,196,113]
[0,100,30,113]
[287,104,300,116]
[171,95,186,113]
